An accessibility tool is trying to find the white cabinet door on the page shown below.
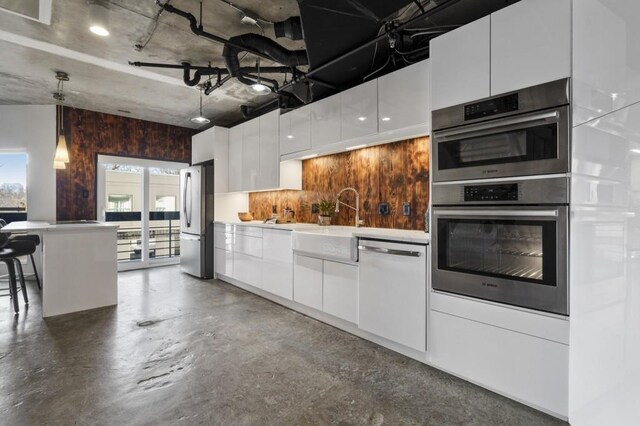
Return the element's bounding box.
[293,254,323,311]
[228,125,243,192]
[258,110,280,190]
[262,229,293,300]
[242,118,260,191]
[490,0,571,96]
[279,106,311,155]
[311,94,341,148]
[191,128,214,165]
[378,60,430,133]
[341,79,378,140]
[214,248,232,277]
[233,252,262,288]
[323,260,358,324]
[212,127,229,193]
[430,16,491,110]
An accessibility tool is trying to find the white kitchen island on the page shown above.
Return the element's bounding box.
[1,221,118,318]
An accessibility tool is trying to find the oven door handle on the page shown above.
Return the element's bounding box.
[434,111,560,140]
[435,209,558,218]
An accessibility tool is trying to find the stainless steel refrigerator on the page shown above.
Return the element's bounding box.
[179,162,214,278]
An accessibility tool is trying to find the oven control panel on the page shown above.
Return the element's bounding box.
[464,93,519,121]
[464,183,518,202]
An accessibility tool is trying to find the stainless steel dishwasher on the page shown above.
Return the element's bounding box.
[358,238,427,352]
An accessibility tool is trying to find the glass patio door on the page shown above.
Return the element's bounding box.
[97,155,188,271]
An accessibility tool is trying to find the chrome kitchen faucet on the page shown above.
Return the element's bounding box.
[335,187,364,227]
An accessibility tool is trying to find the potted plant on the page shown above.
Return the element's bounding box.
[316,199,336,226]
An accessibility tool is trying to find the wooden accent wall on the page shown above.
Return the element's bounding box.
[56,108,193,221]
[249,137,429,230]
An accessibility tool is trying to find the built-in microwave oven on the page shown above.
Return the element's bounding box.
[432,78,570,182]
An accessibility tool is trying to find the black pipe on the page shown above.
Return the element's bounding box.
[204,74,232,95]
[130,61,292,75]
[274,17,303,40]
[240,99,279,119]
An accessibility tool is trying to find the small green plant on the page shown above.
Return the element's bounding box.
[317,199,336,216]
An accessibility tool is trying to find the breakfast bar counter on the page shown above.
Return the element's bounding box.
[1,221,119,318]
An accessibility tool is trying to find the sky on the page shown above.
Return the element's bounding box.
[0,153,28,186]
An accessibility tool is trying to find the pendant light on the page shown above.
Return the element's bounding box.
[88,1,110,36]
[249,58,271,96]
[53,72,70,169]
[191,86,210,124]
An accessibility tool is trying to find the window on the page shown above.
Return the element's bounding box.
[107,194,133,212]
[155,195,176,211]
[0,153,27,212]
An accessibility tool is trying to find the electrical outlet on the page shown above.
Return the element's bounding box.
[311,203,319,214]
[402,202,411,216]
[378,202,390,215]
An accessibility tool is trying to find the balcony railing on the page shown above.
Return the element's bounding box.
[106,211,180,262]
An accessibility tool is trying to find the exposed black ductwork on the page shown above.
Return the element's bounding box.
[222,33,308,90]
[274,17,304,40]
[240,99,280,119]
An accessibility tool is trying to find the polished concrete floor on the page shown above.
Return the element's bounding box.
[1,266,566,425]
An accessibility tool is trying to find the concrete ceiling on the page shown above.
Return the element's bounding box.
[0,0,304,129]
[0,0,517,130]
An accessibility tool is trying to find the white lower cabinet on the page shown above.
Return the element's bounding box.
[261,229,293,300]
[233,229,262,288]
[214,248,232,277]
[293,254,323,311]
[322,261,358,324]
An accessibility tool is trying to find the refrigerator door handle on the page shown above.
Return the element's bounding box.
[183,172,192,228]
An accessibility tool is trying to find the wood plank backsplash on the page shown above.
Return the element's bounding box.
[249,136,429,230]
[56,107,193,221]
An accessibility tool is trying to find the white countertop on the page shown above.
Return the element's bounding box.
[1,220,119,233]
[214,220,429,244]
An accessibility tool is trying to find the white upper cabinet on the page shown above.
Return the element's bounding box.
[490,0,571,96]
[191,126,229,193]
[242,118,260,191]
[430,16,491,110]
[311,93,341,148]
[279,105,311,155]
[341,79,378,140]
[378,59,430,133]
[573,0,640,126]
[228,124,243,192]
[258,110,280,190]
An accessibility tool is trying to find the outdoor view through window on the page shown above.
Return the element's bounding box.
[0,153,27,211]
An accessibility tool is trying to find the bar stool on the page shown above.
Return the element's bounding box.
[0,219,41,291]
[0,234,33,314]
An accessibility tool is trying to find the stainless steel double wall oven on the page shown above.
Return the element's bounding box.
[431,78,570,315]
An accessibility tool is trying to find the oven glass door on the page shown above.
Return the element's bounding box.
[432,207,568,315]
[433,106,569,181]
[438,218,556,286]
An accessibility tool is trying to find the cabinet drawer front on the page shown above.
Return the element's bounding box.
[214,230,233,250]
[234,234,262,258]
[233,252,262,288]
[214,248,232,276]
[234,225,263,238]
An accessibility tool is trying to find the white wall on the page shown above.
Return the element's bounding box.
[214,192,249,222]
[0,105,56,220]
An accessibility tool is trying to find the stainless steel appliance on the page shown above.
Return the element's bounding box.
[432,78,570,182]
[180,163,214,278]
[358,239,427,351]
[431,177,569,315]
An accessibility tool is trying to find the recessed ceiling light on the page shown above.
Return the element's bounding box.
[88,2,110,36]
[357,116,367,121]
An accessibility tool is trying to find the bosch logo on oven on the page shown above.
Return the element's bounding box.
[482,282,498,288]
